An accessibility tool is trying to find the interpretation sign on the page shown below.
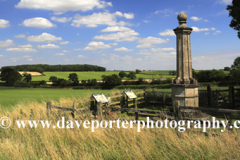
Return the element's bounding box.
[124,90,137,99]
[92,93,109,103]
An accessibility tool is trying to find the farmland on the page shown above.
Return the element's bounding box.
[31,70,176,81]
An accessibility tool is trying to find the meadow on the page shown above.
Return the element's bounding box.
[0,86,232,112]
[31,70,176,81]
[0,94,240,159]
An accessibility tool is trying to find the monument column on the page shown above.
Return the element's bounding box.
[172,12,199,108]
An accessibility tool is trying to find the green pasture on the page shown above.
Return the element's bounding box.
[0,87,115,110]
[0,85,235,111]
[31,71,175,81]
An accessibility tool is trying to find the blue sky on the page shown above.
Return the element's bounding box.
[0,0,239,70]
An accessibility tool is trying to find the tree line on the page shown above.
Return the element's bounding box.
[0,64,106,72]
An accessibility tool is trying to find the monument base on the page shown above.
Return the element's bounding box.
[172,84,199,108]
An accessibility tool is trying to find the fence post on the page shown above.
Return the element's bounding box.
[174,101,181,135]
[72,101,76,118]
[126,96,129,114]
[207,85,212,107]
[163,92,165,108]
[97,103,103,119]
[46,102,51,116]
[229,86,235,109]
[121,94,125,113]
[134,99,138,120]
[227,114,232,131]
[144,89,146,106]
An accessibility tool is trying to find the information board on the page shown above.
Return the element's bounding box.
[124,90,137,99]
[92,93,109,103]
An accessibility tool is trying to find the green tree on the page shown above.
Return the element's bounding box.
[68,73,79,85]
[49,76,58,85]
[127,71,136,79]
[23,73,32,83]
[135,69,141,74]
[230,57,240,84]
[224,67,231,71]
[118,71,127,78]
[103,74,122,88]
[138,77,144,84]
[36,67,44,74]
[0,67,22,85]
[227,0,240,38]
[39,80,46,85]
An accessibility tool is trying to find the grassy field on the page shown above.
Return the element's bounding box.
[1,95,240,159]
[0,87,116,111]
[31,71,176,81]
[0,86,235,111]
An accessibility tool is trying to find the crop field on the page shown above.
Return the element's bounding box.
[31,71,176,81]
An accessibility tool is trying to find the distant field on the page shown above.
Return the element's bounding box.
[0,86,115,110]
[0,86,235,111]
[31,71,175,81]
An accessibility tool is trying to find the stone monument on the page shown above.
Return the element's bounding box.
[172,12,199,108]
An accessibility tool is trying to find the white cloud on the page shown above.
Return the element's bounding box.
[205,32,210,35]
[15,0,112,12]
[151,47,175,52]
[136,37,169,48]
[204,20,208,22]
[108,43,118,46]
[27,58,33,61]
[136,44,154,48]
[51,17,72,23]
[21,17,55,28]
[0,39,14,47]
[138,37,169,44]
[159,29,175,36]
[143,20,150,23]
[0,19,10,28]
[84,41,111,50]
[14,34,26,38]
[78,55,87,58]
[101,26,131,32]
[155,9,173,16]
[53,12,64,15]
[190,16,202,21]
[94,30,139,42]
[27,33,62,42]
[114,47,133,52]
[211,27,216,30]
[59,41,70,45]
[192,27,209,32]
[220,0,232,5]
[18,44,33,48]
[11,57,21,62]
[55,53,65,56]
[123,13,134,19]
[6,47,37,52]
[0,55,5,57]
[214,31,222,35]
[37,44,60,49]
[71,12,132,28]
[114,11,134,19]
[23,55,31,58]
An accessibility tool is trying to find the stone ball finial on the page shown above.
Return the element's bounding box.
[177,12,188,22]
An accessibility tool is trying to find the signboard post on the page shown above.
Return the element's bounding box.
[123,90,138,116]
[92,93,109,117]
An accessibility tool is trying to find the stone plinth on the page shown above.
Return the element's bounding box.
[172,84,199,108]
[172,12,199,108]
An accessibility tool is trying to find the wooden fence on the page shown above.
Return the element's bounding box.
[46,101,89,118]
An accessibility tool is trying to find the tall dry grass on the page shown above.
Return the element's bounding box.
[0,94,240,159]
